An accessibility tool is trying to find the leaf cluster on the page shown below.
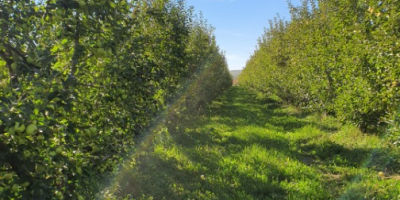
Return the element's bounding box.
[0,0,231,199]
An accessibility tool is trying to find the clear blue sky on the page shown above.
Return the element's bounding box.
[185,0,302,70]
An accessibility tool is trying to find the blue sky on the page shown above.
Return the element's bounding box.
[185,0,302,70]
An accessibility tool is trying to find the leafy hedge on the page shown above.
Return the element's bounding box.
[0,0,231,199]
[238,0,400,133]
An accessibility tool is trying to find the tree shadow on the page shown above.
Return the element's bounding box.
[169,131,290,199]
[297,140,372,167]
[207,87,337,134]
[115,153,201,199]
[116,126,290,199]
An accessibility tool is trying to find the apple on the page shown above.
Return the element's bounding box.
[97,48,105,56]
[78,0,86,7]
[76,167,82,174]
[84,129,91,135]
[11,63,17,70]
[14,122,20,130]
[98,61,107,67]
[36,164,45,173]
[4,173,13,180]
[90,127,97,134]
[37,135,45,141]
[97,41,103,47]
[77,195,85,200]
[26,124,37,135]
[15,124,25,133]
[56,177,63,184]
[18,138,28,145]
[53,15,62,22]
[49,151,56,156]
[11,184,19,192]
[55,190,63,199]
[56,9,63,16]
[83,43,90,48]
[56,147,62,154]
[8,127,15,135]
[88,0,95,6]
[23,150,31,157]
[21,24,28,30]
[26,56,34,64]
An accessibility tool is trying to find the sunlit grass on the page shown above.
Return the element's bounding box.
[111,87,400,200]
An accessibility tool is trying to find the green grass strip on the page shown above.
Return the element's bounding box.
[111,87,400,200]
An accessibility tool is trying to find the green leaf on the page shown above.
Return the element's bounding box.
[61,39,68,45]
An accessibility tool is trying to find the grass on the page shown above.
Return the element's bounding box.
[109,87,400,200]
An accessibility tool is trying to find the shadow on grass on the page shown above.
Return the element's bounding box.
[116,153,200,199]
[116,128,289,199]
[206,87,337,133]
[219,129,373,169]
[165,126,289,199]
[298,140,372,167]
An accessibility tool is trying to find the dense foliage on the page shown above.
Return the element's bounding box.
[0,0,231,199]
[239,0,400,134]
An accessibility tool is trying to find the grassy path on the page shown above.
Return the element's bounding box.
[114,87,400,200]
